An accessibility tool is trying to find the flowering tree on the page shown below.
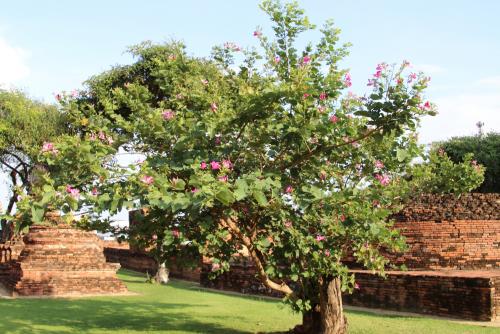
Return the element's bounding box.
[16,1,447,333]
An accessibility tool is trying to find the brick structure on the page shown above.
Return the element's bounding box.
[102,241,201,282]
[0,225,128,297]
[199,193,500,321]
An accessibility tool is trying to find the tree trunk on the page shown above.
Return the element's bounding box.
[154,262,170,284]
[1,192,17,242]
[293,305,321,333]
[319,276,347,334]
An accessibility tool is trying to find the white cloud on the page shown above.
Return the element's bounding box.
[0,36,30,87]
[413,64,445,75]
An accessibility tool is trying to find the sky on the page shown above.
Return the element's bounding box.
[0,0,499,215]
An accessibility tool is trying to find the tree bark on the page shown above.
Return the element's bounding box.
[154,262,170,284]
[0,192,17,242]
[319,276,347,334]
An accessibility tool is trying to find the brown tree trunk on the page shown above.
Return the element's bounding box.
[1,192,17,242]
[319,276,347,334]
[154,262,170,284]
[293,305,321,333]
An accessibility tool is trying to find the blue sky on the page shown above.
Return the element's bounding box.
[1,0,499,212]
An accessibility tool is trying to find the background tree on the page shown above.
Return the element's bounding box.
[438,132,499,192]
[0,89,69,240]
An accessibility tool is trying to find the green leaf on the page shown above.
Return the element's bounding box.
[31,205,45,223]
[252,191,268,206]
[396,148,409,162]
[234,179,249,200]
[215,189,235,205]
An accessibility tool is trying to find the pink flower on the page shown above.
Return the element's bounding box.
[315,235,326,242]
[253,30,262,37]
[367,79,375,86]
[71,90,78,97]
[402,60,411,68]
[303,93,310,99]
[172,229,180,238]
[210,161,221,170]
[395,77,403,85]
[319,92,327,100]
[89,133,97,141]
[340,214,346,222]
[284,220,292,228]
[211,263,221,271]
[285,185,293,194]
[317,105,326,113]
[218,175,228,182]
[302,56,311,64]
[372,200,380,208]
[200,161,208,170]
[214,136,222,145]
[98,131,107,141]
[106,136,114,145]
[375,174,391,186]
[66,185,80,199]
[91,187,99,196]
[471,160,478,166]
[324,249,331,257]
[162,109,175,120]
[210,102,218,112]
[54,93,62,102]
[41,142,58,154]
[222,159,232,169]
[354,283,360,290]
[374,160,384,169]
[191,187,199,193]
[422,101,432,111]
[373,70,382,78]
[224,42,241,52]
[152,234,158,241]
[274,56,281,64]
[201,79,209,85]
[168,54,177,61]
[343,73,352,87]
[329,115,339,123]
[408,72,417,83]
[141,175,154,186]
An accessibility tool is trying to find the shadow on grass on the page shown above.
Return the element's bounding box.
[0,298,250,334]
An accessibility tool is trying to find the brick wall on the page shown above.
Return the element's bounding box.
[344,270,500,321]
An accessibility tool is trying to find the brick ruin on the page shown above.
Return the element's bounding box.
[0,224,128,297]
[101,193,499,321]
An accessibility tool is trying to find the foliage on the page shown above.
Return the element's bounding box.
[406,148,485,195]
[438,132,499,192]
[16,0,438,326]
[0,89,69,238]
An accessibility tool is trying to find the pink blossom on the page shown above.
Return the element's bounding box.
[408,72,417,83]
[423,101,432,110]
[98,131,107,141]
[211,262,221,271]
[471,160,478,166]
[71,90,78,97]
[340,214,346,222]
[329,115,339,123]
[319,92,327,100]
[284,220,292,228]
[168,54,177,61]
[214,136,222,145]
[66,185,80,199]
[373,70,382,79]
[218,175,228,182]
[374,160,384,169]
[152,234,158,241]
[367,79,375,86]
[91,187,99,196]
[315,235,326,242]
[372,200,380,207]
[54,93,62,102]
[224,42,241,52]
[210,161,221,170]
[191,187,199,193]
[324,249,331,257]
[285,185,293,194]
[354,283,360,290]
[41,142,58,154]
[200,161,208,170]
[303,93,310,99]
[172,229,180,238]
[222,159,232,169]
[343,72,352,87]
[302,56,311,64]
[317,105,326,113]
[395,77,403,85]
[141,175,154,186]
[375,174,391,186]
[274,56,281,64]
[201,79,209,85]
[402,60,411,68]
[253,30,262,37]
[162,109,175,120]
[106,136,114,145]
[210,102,218,112]
[89,133,97,141]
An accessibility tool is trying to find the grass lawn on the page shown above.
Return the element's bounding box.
[0,269,497,334]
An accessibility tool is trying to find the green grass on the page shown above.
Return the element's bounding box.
[0,269,497,334]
